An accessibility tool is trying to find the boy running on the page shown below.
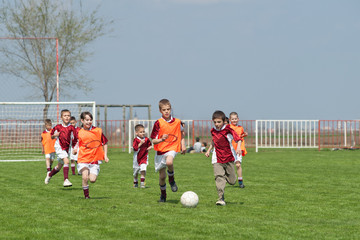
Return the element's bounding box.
[41,119,56,173]
[133,124,152,188]
[44,109,77,187]
[205,110,242,206]
[150,99,186,202]
[229,112,248,188]
[75,111,109,199]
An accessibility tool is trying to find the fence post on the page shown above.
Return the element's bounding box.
[318,120,321,151]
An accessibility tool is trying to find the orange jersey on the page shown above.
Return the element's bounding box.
[77,127,105,164]
[41,130,56,154]
[153,118,182,153]
[230,124,247,156]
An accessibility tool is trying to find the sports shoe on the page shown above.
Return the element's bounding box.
[159,194,166,202]
[216,199,226,206]
[133,183,138,188]
[140,182,145,189]
[85,196,90,199]
[170,181,178,192]
[44,172,51,184]
[239,183,245,188]
[63,179,72,187]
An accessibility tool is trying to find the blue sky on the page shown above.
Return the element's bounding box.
[4,0,360,120]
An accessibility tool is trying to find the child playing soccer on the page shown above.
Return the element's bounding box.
[150,99,186,202]
[41,119,56,173]
[44,109,77,187]
[205,110,242,206]
[69,116,80,175]
[75,111,109,199]
[133,124,152,188]
[229,112,248,188]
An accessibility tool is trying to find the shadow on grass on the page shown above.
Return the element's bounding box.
[164,199,180,204]
[60,187,83,191]
[225,201,245,205]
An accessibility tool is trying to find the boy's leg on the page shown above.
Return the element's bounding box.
[45,162,63,184]
[224,162,236,185]
[62,157,72,187]
[81,168,90,199]
[45,158,51,172]
[133,172,139,188]
[213,163,226,202]
[159,168,167,202]
[71,159,76,175]
[89,173,98,183]
[140,170,146,188]
[235,161,244,188]
[166,154,177,192]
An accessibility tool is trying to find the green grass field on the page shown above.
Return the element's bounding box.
[0,149,359,239]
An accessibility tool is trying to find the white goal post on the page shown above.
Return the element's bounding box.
[128,119,193,153]
[0,101,96,161]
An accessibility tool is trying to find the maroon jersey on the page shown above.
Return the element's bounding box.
[51,124,77,152]
[211,124,242,164]
[133,137,151,165]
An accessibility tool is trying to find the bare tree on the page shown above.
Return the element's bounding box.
[0,0,111,105]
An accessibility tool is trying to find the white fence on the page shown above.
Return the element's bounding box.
[128,120,193,153]
[255,120,319,152]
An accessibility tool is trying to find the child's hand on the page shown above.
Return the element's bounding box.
[104,156,109,163]
[241,132,248,138]
[140,139,145,144]
[161,134,168,141]
[72,149,77,155]
[205,151,210,157]
[53,131,60,137]
[147,146,152,151]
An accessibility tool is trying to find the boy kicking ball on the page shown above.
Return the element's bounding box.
[150,99,186,202]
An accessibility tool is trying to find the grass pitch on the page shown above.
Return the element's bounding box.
[0,149,359,239]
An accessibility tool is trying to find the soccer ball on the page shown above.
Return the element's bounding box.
[180,191,199,208]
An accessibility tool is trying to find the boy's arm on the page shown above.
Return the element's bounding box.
[51,126,59,139]
[133,139,140,151]
[180,130,186,154]
[146,139,153,151]
[205,141,214,157]
[103,144,109,163]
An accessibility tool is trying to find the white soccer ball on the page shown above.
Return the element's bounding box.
[180,191,199,208]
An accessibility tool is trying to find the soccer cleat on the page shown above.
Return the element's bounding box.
[239,183,245,188]
[216,200,226,206]
[63,179,72,187]
[85,196,90,199]
[170,181,178,192]
[133,183,138,188]
[140,182,145,189]
[159,194,166,202]
[44,172,51,184]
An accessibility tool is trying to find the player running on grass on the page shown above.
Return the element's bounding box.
[205,110,242,206]
[150,99,186,202]
[45,109,77,187]
[74,111,109,199]
[41,119,56,173]
[229,112,248,188]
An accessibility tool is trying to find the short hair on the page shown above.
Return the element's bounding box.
[196,137,200,142]
[61,109,71,116]
[70,116,76,121]
[159,99,171,109]
[44,119,52,125]
[225,117,229,123]
[80,111,93,120]
[229,112,238,118]
[212,110,226,121]
[135,124,144,132]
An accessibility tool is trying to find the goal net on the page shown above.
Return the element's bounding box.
[0,102,95,161]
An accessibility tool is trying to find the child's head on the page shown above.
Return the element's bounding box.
[229,112,239,126]
[225,117,229,125]
[44,119,52,131]
[212,110,226,130]
[158,99,171,119]
[196,137,200,142]
[135,124,145,138]
[70,116,77,127]
[61,109,71,124]
[80,111,93,130]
